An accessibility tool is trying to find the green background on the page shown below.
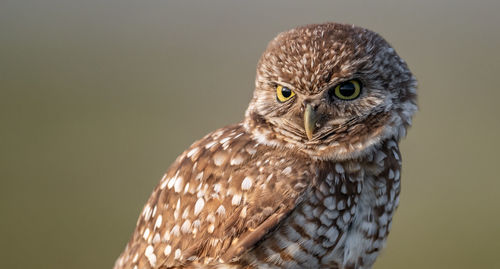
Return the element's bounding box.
[1,0,499,268]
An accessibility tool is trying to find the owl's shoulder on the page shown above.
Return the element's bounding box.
[163,123,313,190]
[116,123,313,268]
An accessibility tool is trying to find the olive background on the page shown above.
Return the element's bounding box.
[1,0,499,268]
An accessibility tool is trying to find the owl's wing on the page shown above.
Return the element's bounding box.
[114,124,312,269]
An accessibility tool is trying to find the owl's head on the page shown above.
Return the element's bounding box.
[244,23,417,160]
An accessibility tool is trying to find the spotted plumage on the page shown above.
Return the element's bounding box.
[114,22,417,269]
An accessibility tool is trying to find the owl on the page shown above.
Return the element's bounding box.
[114,22,417,269]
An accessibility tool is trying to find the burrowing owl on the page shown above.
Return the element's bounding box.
[114,22,417,269]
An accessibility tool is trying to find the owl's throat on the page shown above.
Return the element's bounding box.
[245,109,404,161]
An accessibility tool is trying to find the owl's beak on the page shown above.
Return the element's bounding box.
[304,104,319,141]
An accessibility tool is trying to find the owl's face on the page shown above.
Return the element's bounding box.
[245,23,417,160]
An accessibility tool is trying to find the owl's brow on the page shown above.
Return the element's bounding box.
[271,74,362,95]
[270,81,297,92]
[270,81,317,95]
[319,75,363,93]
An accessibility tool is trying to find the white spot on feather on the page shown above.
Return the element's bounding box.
[206,213,216,223]
[241,177,253,190]
[213,183,221,193]
[171,225,180,237]
[246,146,257,155]
[220,137,231,144]
[174,176,183,193]
[152,205,157,218]
[213,151,228,166]
[145,245,156,266]
[154,215,162,229]
[393,150,400,161]
[204,141,217,149]
[160,180,168,189]
[143,204,152,221]
[167,176,176,189]
[164,245,172,256]
[216,205,226,216]
[187,147,199,158]
[337,200,346,210]
[230,154,244,165]
[240,206,247,218]
[163,230,171,241]
[181,219,191,234]
[152,233,160,244]
[194,198,205,215]
[232,194,242,205]
[335,163,345,174]
[325,227,339,242]
[375,150,387,164]
[160,174,168,189]
[341,184,348,194]
[143,228,150,240]
[182,207,190,219]
[282,166,292,175]
[323,196,336,210]
[387,140,398,149]
[266,173,273,182]
[174,249,181,260]
[388,169,395,179]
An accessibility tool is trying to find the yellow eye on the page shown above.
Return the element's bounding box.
[276,85,295,103]
[333,80,362,100]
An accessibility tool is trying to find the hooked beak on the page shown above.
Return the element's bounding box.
[304,104,319,141]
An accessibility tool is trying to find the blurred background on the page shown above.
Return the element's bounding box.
[1,0,499,268]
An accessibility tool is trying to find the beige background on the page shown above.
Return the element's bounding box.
[1,0,499,268]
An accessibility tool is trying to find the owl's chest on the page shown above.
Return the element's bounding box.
[239,162,361,267]
[242,153,401,268]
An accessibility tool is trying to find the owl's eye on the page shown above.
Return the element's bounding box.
[332,80,362,100]
[276,85,295,103]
